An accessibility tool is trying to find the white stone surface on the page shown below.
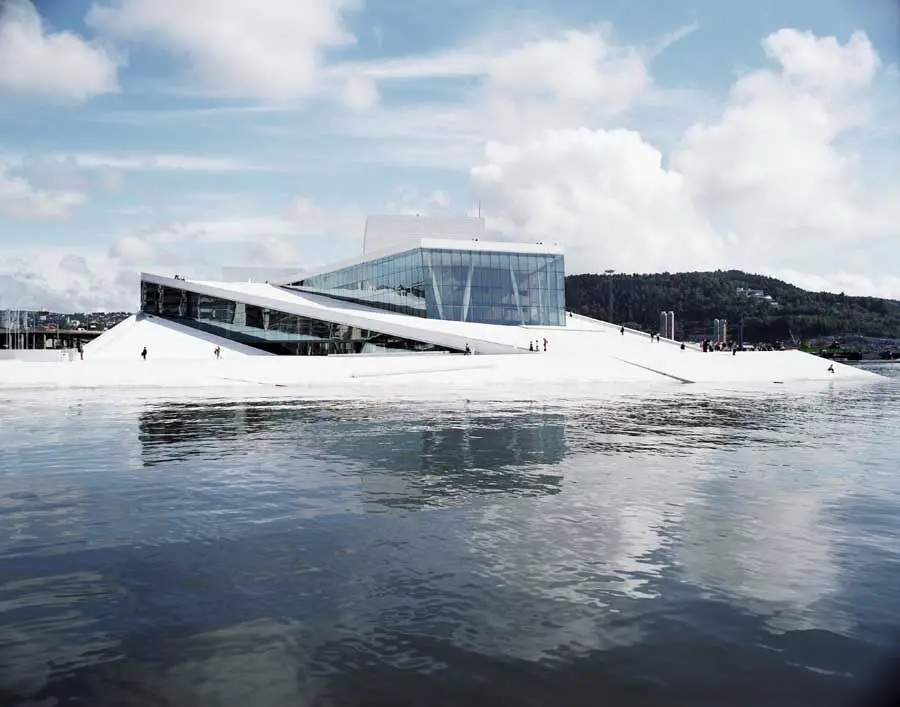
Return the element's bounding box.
[0,308,884,393]
[83,315,269,360]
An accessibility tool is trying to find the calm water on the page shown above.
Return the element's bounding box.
[2,366,900,706]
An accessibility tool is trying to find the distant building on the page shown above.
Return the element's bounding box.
[736,287,779,307]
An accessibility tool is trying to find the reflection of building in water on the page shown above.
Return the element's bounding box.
[312,404,568,510]
[138,401,569,509]
[138,401,283,464]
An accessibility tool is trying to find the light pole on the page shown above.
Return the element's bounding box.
[604,269,615,323]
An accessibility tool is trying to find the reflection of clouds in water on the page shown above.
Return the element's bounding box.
[455,451,703,662]
[462,403,871,650]
[0,397,144,560]
[676,446,858,635]
[0,395,143,467]
[467,452,693,600]
[0,572,123,699]
[50,619,325,707]
[139,620,324,707]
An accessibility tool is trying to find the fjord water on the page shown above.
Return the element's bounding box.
[1,368,899,706]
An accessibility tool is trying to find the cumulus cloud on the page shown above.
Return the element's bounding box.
[340,74,380,111]
[383,186,454,216]
[0,247,137,311]
[671,29,891,257]
[95,195,365,290]
[87,0,361,102]
[0,191,371,310]
[0,0,119,102]
[351,23,647,113]
[483,26,648,114]
[774,269,900,300]
[472,28,900,294]
[0,170,86,220]
[473,128,724,274]
[337,23,651,147]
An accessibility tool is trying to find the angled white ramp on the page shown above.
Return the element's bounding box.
[84,314,272,360]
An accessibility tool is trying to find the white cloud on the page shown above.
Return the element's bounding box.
[0,247,137,311]
[483,26,648,113]
[106,196,366,272]
[87,0,360,102]
[284,196,366,239]
[671,28,893,259]
[471,28,900,295]
[0,171,86,220]
[763,29,881,93]
[0,191,371,311]
[348,23,647,111]
[473,128,724,274]
[383,186,454,215]
[775,269,900,300]
[108,232,161,264]
[338,24,649,142]
[5,152,281,173]
[339,74,379,111]
[0,0,119,102]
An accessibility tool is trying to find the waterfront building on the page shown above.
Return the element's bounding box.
[137,216,565,356]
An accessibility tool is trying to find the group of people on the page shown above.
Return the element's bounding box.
[701,340,739,355]
[528,338,548,352]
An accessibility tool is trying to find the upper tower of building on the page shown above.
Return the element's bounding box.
[282,215,565,327]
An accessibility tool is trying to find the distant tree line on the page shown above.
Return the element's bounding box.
[565,270,900,343]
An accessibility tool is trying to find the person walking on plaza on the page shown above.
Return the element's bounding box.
[141,346,147,360]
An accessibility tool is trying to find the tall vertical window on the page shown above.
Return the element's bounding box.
[289,247,566,326]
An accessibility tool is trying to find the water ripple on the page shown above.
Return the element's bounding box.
[0,379,898,705]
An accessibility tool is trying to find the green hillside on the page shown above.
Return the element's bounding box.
[565,270,900,343]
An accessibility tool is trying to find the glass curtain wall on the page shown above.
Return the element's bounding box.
[422,248,564,326]
[139,281,451,356]
[291,248,565,326]
[292,249,427,317]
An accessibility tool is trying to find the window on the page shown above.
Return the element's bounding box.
[140,279,456,356]
[286,246,565,326]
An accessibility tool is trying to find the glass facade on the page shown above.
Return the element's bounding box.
[289,247,566,327]
[140,281,454,356]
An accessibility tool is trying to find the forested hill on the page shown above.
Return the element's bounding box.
[565,270,900,342]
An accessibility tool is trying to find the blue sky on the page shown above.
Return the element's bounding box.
[0,0,898,310]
